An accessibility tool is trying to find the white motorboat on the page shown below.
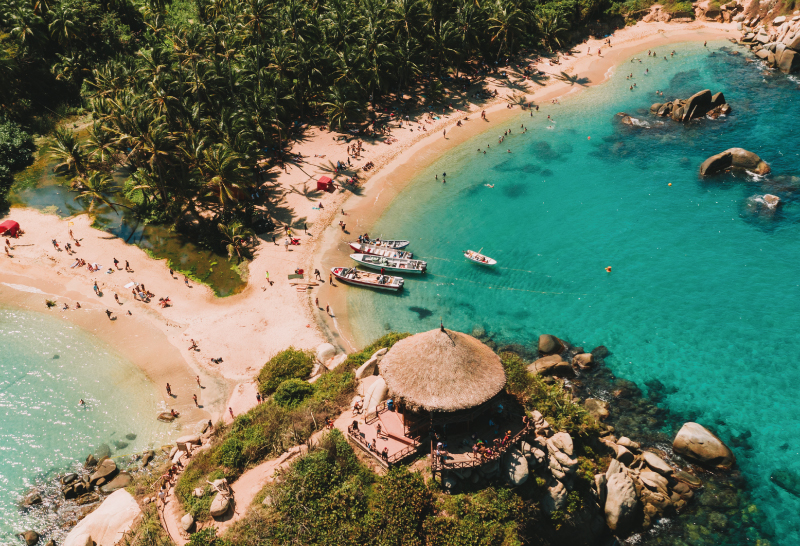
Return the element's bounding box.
[350,253,427,274]
[464,249,497,266]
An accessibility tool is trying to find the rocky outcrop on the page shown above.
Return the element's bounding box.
[673,422,736,469]
[573,353,594,369]
[89,458,118,487]
[503,448,529,485]
[740,15,800,73]
[99,472,132,493]
[316,343,336,363]
[63,489,141,546]
[700,148,770,176]
[355,348,387,379]
[604,472,640,535]
[362,376,388,414]
[20,531,39,546]
[527,355,573,377]
[650,89,730,122]
[538,334,564,355]
[546,432,578,480]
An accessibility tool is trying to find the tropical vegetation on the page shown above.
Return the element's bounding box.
[1,0,637,240]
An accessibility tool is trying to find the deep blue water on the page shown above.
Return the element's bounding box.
[348,41,800,542]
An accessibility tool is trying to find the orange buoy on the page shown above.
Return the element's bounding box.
[588,136,591,140]
[668,183,672,186]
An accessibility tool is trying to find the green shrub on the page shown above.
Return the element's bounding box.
[257,348,315,396]
[0,119,36,172]
[215,437,245,469]
[368,467,433,546]
[424,488,524,546]
[273,378,315,408]
[119,503,173,546]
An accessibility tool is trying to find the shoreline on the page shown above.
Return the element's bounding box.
[0,20,735,435]
[308,21,737,349]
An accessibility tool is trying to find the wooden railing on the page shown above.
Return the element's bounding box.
[431,423,532,473]
[346,424,421,468]
[364,400,386,425]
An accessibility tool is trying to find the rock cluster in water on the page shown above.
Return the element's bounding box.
[699,147,771,176]
[472,328,771,545]
[739,14,800,73]
[650,89,730,122]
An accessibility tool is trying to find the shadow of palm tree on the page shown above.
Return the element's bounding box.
[554,71,589,87]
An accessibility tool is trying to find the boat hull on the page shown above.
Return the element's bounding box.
[349,242,413,259]
[331,267,404,291]
[349,253,426,274]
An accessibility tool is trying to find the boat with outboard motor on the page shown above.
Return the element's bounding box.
[464,249,497,266]
[331,267,404,291]
[357,237,410,249]
[349,242,413,259]
[350,253,427,274]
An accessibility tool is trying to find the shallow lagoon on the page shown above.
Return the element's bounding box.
[0,307,173,543]
[349,41,800,543]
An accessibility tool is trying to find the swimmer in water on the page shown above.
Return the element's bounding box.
[485,184,495,188]
[79,399,85,406]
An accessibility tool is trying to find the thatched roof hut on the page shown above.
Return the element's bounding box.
[378,327,506,413]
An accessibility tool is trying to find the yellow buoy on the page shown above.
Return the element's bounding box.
[668,183,672,186]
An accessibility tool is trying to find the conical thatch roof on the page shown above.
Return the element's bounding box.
[378,327,506,412]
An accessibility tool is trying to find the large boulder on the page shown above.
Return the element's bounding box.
[363,376,388,414]
[682,89,713,120]
[210,492,231,518]
[604,472,640,535]
[316,343,336,363]
[355,355,379,379]
[542,479,568,513]
[700,148,770,176]
[673,422,736,469]
[642,452,673,476]
[503,448,529,485]
[779,49,800,73]
[181,513,195,532]
[528,355,572,376]
[547,433,578,480]
[100,472,132,493]
[20,531,39,546]
[63,490,141,546]
[538,334,563,354]
[573,353,594,369]
[89,458,118,486]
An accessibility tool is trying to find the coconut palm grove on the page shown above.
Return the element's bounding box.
[0,0,630,232]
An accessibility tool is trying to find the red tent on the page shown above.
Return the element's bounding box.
[316,176,334,193]
[0,220,20,237]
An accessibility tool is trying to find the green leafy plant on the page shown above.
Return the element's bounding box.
[257,348,315,396]
[273,378,315,408]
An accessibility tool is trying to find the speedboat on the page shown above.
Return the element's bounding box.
[360,237,410,249]
[464,250,497,266]
[331,267,404,291]
[349,242,413,259]
[350,253,426,274]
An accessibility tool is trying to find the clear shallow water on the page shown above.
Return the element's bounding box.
[349,41,800,542]
[0,307,173,542]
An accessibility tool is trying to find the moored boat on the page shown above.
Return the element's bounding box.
[464,249,497,266]
[350,253,427,274]
[349,242,413,259]
[360,237,410,249]
[331,267,404,291]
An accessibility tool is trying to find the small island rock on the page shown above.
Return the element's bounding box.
[700,148,770,176]
[673,422,736,469]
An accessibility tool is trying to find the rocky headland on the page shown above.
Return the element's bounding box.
[739,12,800,73]
[650,89,731,122]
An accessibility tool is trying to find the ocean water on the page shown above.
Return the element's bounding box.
[0,306,173,543]
[349,41,800,542]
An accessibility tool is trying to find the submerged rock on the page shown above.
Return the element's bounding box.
[673,422,736,469]
[771,469,800,498]
[538,334,564,355]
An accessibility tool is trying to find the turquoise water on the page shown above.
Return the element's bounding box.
[0,306,173,543]
[349,41,800,542]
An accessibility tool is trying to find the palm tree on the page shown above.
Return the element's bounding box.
[536,10,568,52]
[48,4,79,53]
[71,171,127,213]
[218,220,256,261]
[86,123,117,164]
[47,128,88,177]
[321,87,362,129]
[488,0,527,62]
[200,144,250,215]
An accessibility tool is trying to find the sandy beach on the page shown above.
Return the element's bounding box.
[0,19,736,426]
